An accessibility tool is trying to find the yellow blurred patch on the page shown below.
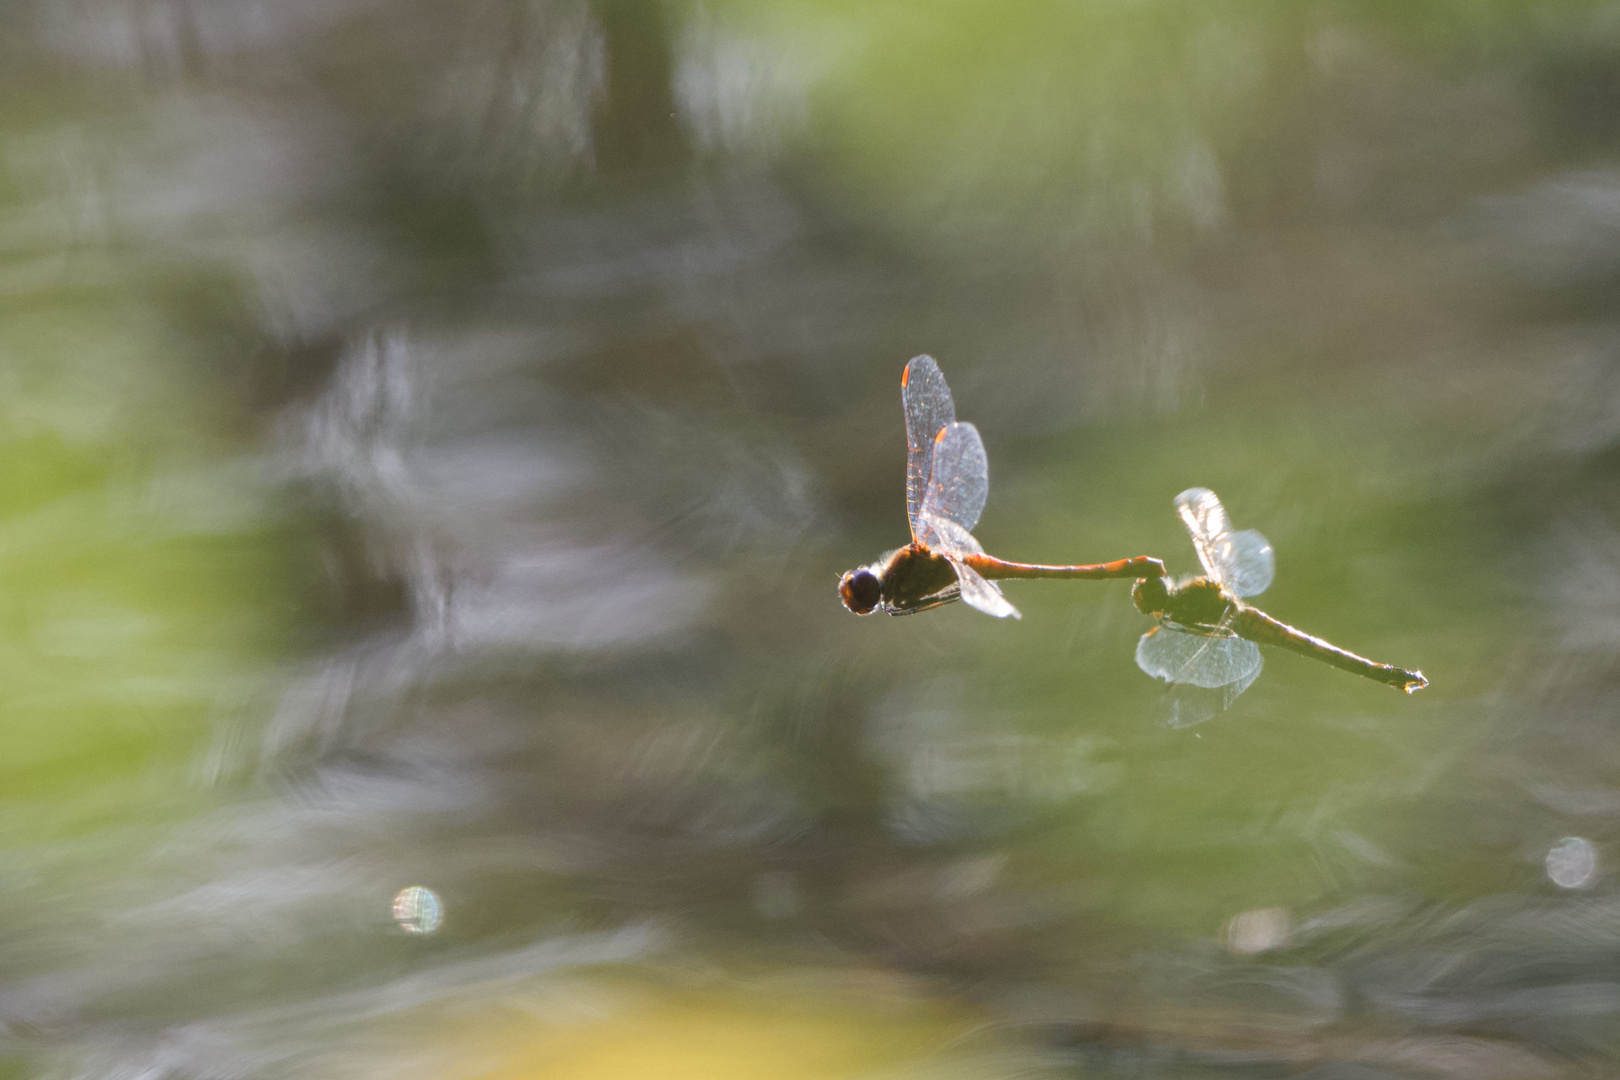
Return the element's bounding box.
[463,979,980,1080]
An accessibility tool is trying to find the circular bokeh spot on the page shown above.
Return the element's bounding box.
[393,886,444,934]
[1546,837,1596,889]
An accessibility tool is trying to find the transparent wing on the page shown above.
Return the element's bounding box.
[917,421,989,538]
[1219,530,1275,598]
[1135,625,1263,692]
[1173,487,1274,597]
[948,557,1020,619]
[1163,682,1252,729]
[902,356,956,539]
[914,511,984,558]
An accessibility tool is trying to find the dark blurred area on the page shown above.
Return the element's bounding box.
[4,1,1620,1077]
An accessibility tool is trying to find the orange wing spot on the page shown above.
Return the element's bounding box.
[934,426,949,443]
[901,365,911,388]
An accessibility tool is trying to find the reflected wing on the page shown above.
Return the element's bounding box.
[1162,677,1259,728]
[1135,625,1263,692]
[948,557,1020,619]
[903,356,956,539]
[1164,686,1226,729]
[1173,487,1275,597]
[918,422,989,538]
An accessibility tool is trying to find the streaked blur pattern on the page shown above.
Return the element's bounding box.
[5,1,1620,1076]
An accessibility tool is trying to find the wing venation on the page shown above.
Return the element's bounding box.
[1135,625,1263,691]
[915,511,984,558]
[1173,487,1274,597]
[902,356,956,538]
[918,422,989,537]
[949,558,1020,619]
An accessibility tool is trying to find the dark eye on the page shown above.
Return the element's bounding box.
[839,569,882,614]
[1131,575,1170,615]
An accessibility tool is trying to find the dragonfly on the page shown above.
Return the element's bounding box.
[1131,487,1427,707]
[838,355,1166,619]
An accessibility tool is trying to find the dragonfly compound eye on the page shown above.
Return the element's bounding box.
[839,569,882,614]
[1131,575,1171,616]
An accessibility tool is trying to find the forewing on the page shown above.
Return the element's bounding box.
[948,558,1020,619]
[1174,488,1233,579]
[1173,488,1274,597]
[918,421,989,536]
[1135,625,1263,691]
[902,356,956,537]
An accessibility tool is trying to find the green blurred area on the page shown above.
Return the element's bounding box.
[680,0,1620,245]
[0,291,293,834]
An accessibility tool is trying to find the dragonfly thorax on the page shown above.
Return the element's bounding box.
[1171,576,1240,627]
[878,545,959,613]
[1135,575,1237,628]
[840,544,961,616]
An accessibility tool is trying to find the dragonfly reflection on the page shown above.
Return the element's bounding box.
[1132,488,1427,706]
[839,356,1165,619]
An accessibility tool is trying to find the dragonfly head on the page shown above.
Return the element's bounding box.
[839,566,883,615]
[1131,575,1172,617]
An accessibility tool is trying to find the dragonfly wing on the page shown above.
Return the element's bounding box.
[1174,488,1232,579]
[913,509,985,558]
[1220,529,1274,598]
[1173,488,1274,597]
[1219,639,1265,701]
[1159,662,1262,727]
[902,356,956,539]
[1136,626,1204,684]
[948,557,1020,619]
[907,511,998,614]
[1135,625,1263,691]
[918,421,989,536]
[1164,687,1223,729]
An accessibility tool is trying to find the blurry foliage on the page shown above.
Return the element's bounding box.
[435,982,998,1080]
[669,0,1620,250]
[0,290,294,830]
